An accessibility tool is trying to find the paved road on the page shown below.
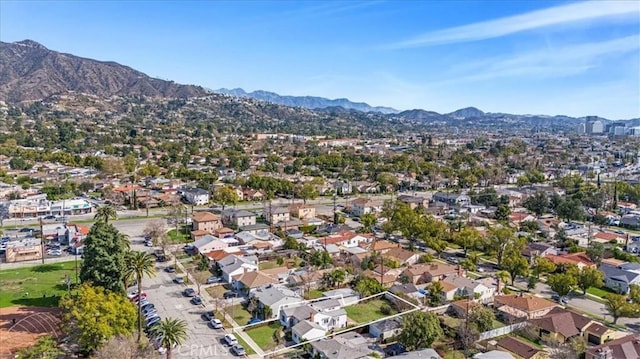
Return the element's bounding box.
[513,278,639,329]
[139,259,233,359]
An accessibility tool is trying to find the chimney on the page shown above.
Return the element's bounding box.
[243,267,248,274]
[310,313,315,323]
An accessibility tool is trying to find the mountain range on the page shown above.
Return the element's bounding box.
[0,40,208,103]
[215,88,398,114]
[0,39,636,127]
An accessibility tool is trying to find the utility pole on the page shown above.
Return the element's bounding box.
[39,217,44,264]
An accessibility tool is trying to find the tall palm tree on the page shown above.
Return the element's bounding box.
[94,205,117,224]
[495,270,511,295]
[150,318,188,359]
[125,251,156,342]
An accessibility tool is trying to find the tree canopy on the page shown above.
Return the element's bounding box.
[80,221,128,293]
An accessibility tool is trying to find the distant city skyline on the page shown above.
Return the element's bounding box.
[1,1,639,119]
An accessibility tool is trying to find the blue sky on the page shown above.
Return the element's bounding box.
[1,1,639,119]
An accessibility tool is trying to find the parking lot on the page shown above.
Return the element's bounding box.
[138,250,235,358]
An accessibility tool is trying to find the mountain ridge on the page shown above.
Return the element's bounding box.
[215,88,399,114]
[0,39,209,103]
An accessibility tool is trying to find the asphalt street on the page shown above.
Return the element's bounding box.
[138,259,234,359]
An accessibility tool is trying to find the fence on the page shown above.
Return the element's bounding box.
[478,322,529,340]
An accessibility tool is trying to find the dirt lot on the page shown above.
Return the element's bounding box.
[0,306,61,358]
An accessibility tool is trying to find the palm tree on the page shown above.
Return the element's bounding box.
[150,318,188,359]
[495,270,511,295]
[125,251,156,342]
[94,205,117,224]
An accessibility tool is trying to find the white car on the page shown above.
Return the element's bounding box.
[223,334,238,346]
[210,318,223,329]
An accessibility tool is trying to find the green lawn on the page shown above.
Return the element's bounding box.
[344,299,398,323]
[259,260,281,270]
[586,286,616,298]
[492,319,505,329]
[443,351,465,359]
[245,323,283,351]
[227,304,253,326]
[0,261,78,308]
[167,227,191,243]
[304,289,324,300]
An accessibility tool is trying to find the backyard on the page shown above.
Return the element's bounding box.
[226,304,253,326]
[344,299,398,323]
[0,261,78,307]
[167,226,191,243]
[245,322,283,351]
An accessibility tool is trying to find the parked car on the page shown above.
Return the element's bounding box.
[230,344,245,356]
[202,311,215,321]
[173,276,185,284]
[144,240,154,247]
[43,215,56,220]
[190,296,203,305]
[223,291,238,299]
[146,317,161,327]
[183,288,196,297]
[19,228,35,233]
[164,266,176,273]
[223,334,238,346]
[247,318,262,325]
[206,276,221,284]
[210,318,223,329]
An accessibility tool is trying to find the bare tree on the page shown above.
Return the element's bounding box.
[144,220,167,246]
[92,334,155,359]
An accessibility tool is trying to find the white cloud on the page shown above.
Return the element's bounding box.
[387,1,640,49]
[427,34,639,87]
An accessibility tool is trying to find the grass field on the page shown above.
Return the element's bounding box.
[0,261,78,308]
[167,227,191,243]
[586,286,617,298]
[245,323,282,351]
[344,299,398,323]
[227,304,253,326]
[304,289,324,300]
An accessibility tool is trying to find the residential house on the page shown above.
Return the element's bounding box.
[192,235,227,254]
[361,239,400,254]
[394,349,442,359]
[442,274,496,304]
[495,337,546,359]
[310,332,376,359]
[369,318,403,343]
[509,213,537,226]
[292,320,326,344]
[234,270,279,293]
[389,283,423,303]
[585,334,640,359]
[309,299,348,330]
[494,294,557,322]
[397,195,429,210]
[239,223,271,236]
[222,209,257,228]
[438,281,459,303]
[264,206,290,224]
[289,204,316,219]
[620,214,640,229]
[253,286,303,318]
[522,243,556,264]
[600,263,640,294]
[474,351,516,359]
[182,188,210,205]
[546,252,596,270]
[432,192,471,207]
[243,188,266,202]
[192,211,222,233]
[217,255,259,283]
[528,307,616,345]
[385,247,420,266]
[401,263,461,285]
[351,198,381,217]
[321,288,360,306]
[333,180,353,195]
[364,264,402,287]
[449,300,482,318]
[592,231,627,245]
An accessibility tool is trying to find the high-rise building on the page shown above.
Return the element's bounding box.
[585,116,603,134]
